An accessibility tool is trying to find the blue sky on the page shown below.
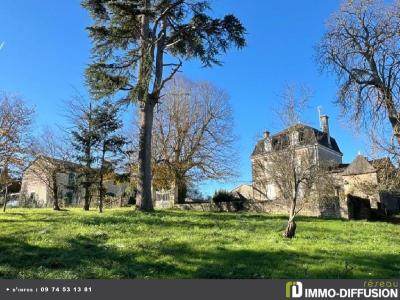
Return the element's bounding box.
[0,0,368,196]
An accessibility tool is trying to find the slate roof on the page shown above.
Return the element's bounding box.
[329,163,350,173]
[252,124,342,156]
[26,155,82,172]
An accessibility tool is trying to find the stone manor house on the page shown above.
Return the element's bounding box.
[233,115,400,219]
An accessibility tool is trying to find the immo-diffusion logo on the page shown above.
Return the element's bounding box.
[286,281,303,298]
[285,281,399,299]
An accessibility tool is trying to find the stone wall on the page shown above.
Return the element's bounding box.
[175,197,348,219]
[343,173,379,208]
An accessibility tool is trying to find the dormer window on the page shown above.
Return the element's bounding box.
[263,130,272,152]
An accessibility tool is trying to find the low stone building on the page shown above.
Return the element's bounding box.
[20,156,128,208]
[337,155,398,219]
[231,184,253,199]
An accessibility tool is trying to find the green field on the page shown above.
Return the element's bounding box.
[0,208,398,279]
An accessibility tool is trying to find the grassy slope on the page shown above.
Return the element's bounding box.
[0,208,398,279]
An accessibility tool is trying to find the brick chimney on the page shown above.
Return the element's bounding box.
[320,115,331,146]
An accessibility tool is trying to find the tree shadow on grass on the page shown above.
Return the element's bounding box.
[76,211,346,237]
[0,235,182,279]
[0,234,398,279]
[155,242,399,279]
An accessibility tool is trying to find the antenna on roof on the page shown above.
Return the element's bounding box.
[317,106,322,129]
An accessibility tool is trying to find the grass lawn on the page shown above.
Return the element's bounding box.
[0,208,398,279]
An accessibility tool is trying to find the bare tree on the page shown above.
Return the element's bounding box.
[145,77,237,203]
[0,94,34,212]
[253,85,335,238]
[28,128,76,210]
[318,0,400,144]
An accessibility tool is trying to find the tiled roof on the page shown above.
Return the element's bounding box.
[342,155,376,176]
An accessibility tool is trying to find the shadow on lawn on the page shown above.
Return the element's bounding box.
[0,235,180,279]
[77,210,336,230]
[76,215,348,239]
[0,234,398,279]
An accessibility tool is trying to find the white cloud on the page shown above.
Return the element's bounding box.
[0,42,5,50]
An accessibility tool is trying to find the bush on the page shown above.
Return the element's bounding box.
[212,190,238,203]
[212,190,246,212]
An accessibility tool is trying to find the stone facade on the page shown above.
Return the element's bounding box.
[20,156,128,208]
[246,153,396,219]
[251,116,343,202]
[244,114,397,219]
[20,157,83,207]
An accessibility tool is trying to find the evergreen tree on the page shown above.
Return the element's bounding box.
[70,101,99,211]
[82,0,246,211]
[93,101,126,213]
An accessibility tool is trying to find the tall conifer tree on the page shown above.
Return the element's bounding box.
[82,0,246,211]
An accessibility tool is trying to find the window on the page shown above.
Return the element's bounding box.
[291,131,299,145]
[263,161,273,171]
[264,140,272,152]
[68,173,76,186]
[64,191,74,204]
[266,183,276,200]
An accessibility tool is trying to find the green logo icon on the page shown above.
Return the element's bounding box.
[286,281,303,298]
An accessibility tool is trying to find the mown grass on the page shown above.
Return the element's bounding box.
[0,208,398,279]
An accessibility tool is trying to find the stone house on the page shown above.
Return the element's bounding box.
[251,115,342,201]
[248,115,399,219]
[20,156,128,207]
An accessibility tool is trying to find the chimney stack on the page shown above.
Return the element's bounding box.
[263,131,270,139]
[320,115,331,146]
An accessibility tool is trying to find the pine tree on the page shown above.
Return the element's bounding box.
[70,101,99,211]
[92,101,126,213]
[82,0,246,211]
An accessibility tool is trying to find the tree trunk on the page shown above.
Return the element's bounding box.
[374,85,400,145]
[84,103,93,211]
[99,160,105,214]
[136,101,155,212]
[84,183,90,211]
[83,163,92,211]
[284,194,297,238]
[99,185,104,213]
[2,184,8,212]
[283,219,297,238]
[386,108,400,146]
[52,172,61,211]
[177,180,187,204]
[53,198,60,211]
